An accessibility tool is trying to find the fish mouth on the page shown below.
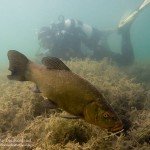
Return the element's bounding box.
[109,122,124,133]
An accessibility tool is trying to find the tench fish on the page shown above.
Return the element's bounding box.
[7,50,123,132]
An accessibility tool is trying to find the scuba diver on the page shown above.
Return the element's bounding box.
[37,0,150,66]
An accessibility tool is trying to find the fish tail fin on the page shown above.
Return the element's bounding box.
[7,50,30,81]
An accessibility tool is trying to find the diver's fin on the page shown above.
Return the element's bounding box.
[7,50,29,81]
[139,0,150,10]
[118,0,150,31]
[42,57,71,71]
[118,10,138,30]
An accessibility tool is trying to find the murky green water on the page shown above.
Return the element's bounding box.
[0,0,149,67]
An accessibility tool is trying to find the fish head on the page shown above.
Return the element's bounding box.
[84,101,123,132]
[96,107,124,132]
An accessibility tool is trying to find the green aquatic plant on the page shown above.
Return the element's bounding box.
[125,62,150,88]
[0,59,149,150]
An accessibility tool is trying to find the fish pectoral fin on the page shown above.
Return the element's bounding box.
[31,85,41,93]
[42,98,58,109]
[59,113,81,119]
[42,57,71,71]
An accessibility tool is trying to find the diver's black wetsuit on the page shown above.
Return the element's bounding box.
[38,18,134,66]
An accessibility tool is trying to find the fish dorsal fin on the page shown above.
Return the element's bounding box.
[42,57,71,71]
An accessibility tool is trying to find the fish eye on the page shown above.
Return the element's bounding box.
[103,112,110,118]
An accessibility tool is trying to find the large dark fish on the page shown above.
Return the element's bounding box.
[7,50,123,132]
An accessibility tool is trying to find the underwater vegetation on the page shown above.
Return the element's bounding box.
[125,63,150,89]
[0,59,149,150]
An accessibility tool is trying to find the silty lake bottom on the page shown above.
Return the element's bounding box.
[0,0,150,149]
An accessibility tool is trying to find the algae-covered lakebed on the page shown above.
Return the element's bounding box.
[0,59,149,150]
